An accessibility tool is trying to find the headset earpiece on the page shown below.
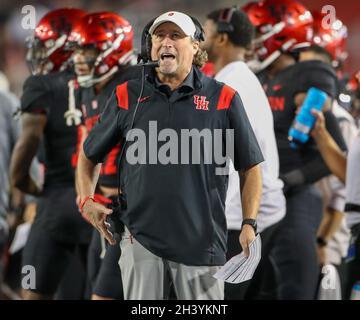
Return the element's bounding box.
[138,18,156,63]
[189,16,205,42]
[217,7,238,33]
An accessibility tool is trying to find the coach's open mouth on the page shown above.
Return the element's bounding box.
[160,53,176,61]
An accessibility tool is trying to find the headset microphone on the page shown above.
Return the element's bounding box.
[137,60,159,67]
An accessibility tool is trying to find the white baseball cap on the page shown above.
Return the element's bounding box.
[149,11,197,38]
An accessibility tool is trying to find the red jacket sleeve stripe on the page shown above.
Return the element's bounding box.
[116,82,129,110]
[216,85,236,110]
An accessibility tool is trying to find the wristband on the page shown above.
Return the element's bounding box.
[79,195,95,213]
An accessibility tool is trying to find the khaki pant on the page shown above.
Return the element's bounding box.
[119,228,224,300]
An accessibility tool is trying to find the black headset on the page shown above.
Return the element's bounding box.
[138,15,205,64]
[216,6,238,33]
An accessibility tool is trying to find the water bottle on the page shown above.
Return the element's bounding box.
[350,282,360,300]
[288,87,328,149]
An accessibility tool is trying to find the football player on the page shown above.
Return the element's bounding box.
[10,8,92,300]
[243,0,347,299]
[69,12,140,300]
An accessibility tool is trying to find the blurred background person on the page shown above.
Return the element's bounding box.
[70,11,140,300]
[244,0,347,299]
[0,72,20,299]
[202,7,285,300]
[311,97,360,299]
[299,10,358,299]
[10,8,93,300]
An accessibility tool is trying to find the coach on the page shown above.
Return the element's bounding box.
[77,11,264,300]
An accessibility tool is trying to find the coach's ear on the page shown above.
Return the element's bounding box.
[192,39,199,55]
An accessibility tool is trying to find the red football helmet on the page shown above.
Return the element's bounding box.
[242,0,313,70]
[26,8,87,75]
[347,73,360,93]
[68,12,134,84]
[311,10,348,68]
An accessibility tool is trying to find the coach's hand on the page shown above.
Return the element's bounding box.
[82,199,116,245]
[239,225,256,257]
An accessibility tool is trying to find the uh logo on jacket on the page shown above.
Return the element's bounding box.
[193,95,210,111]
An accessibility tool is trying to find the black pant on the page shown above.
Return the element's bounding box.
[225,221,281,300]
[345,223,360,299]
[22,226,89,297]
[54,246,90,300]
[93,242,123,299]
[271,185,323,300]
[22,186,91,297]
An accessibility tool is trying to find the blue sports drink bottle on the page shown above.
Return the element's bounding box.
[288,87,328,149]
[350,282,360,300]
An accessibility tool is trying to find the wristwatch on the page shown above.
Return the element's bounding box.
[241,219,257,233]
[316,237,328,247]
